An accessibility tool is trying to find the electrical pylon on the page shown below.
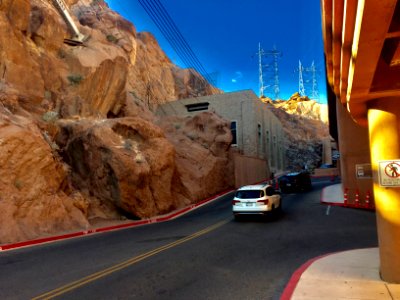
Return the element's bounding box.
[265,45,282,100]
[258,43,266,98]
[309,61,319,100]
[298,60,305,97]
[258,43,282,100]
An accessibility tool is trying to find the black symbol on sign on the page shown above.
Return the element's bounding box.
[385,162,400,178]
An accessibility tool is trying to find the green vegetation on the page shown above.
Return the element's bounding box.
[186,132,198,141]
[67,74,83,85]
[42,111,59,123]
[14,179,23,190]
[44,90,52,100]
[106,34,119,43]
[123,139,133,151]
[57,49,67,59]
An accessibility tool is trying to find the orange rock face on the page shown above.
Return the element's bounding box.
[266,93,330,170]
[56,117,180,218]
[0,107,89,243]
[55,113,234,219]
[158,112,234,202]
[0,0,229,243]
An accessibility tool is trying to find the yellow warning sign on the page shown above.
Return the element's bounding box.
[378,160,400,187]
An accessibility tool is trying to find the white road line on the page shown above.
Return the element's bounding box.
[326,205,331,216]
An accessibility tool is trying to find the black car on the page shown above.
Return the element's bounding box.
[279,171,312,193]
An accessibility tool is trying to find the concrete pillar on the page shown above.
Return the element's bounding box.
[368,99,400,283]
[337,97,372,203]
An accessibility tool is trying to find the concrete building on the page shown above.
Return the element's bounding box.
[156,90,286,185]
[321,0,400,283]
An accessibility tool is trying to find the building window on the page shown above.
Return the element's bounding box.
[231,121,238,145]
[257,124,261,139]
[185,102,209,112]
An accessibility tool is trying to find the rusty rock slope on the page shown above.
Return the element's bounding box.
[263,93,330,170]
[0,0,231,243]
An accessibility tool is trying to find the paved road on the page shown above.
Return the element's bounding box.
[0,181,377,300]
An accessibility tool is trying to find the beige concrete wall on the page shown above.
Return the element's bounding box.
[233,153,269,188]
[336,97,373,204]
[253,99,286,172]
[156,90,286,174]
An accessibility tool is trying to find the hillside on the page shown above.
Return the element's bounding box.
[263,93,330,170]
[0,0,329,244]
[0,0,231,243]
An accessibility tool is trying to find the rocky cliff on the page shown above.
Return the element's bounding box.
[0,0,231,243]
[263,93,330,170]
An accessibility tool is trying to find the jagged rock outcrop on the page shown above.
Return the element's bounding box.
[271,92,328,123]
[158,112,234,201]
[0,106,90,243]
[0,0,229,243]
[56,117,182,218]
[265,92,330,170]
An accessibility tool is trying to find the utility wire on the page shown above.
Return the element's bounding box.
[138,0,212,85]
[138,0,209,91]
[150,0,210,79]
[139,0,195,71]
[139,0,205,77]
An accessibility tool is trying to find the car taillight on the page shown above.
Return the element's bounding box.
[232,200,241,205]
[257,199,269,205]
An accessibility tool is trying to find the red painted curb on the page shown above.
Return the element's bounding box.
[0,232,85,251]
[320,200,375,210]
[280,253,331,300]
[0,189,235,252]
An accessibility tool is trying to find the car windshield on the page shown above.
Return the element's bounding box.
[235,190,263,199]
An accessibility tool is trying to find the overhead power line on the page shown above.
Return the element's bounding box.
[139,0,194,68]
[138,0,213,85]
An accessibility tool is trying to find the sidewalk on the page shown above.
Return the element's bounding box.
[282,183,400,299]
[281,248,400,299]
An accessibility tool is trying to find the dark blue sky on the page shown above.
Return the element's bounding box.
[106,0,327,103]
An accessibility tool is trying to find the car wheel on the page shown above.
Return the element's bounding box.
[234,215,241,222]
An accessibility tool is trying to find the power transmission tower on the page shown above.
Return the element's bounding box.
[258,43,266,98]
[263,45,282,100]
[296,60,320,101]
[298,60,305,96]
[309,61,319,101]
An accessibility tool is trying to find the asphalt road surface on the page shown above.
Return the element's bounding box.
[0,180,377,300]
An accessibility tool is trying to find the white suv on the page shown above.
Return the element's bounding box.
[232,184,282,220]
